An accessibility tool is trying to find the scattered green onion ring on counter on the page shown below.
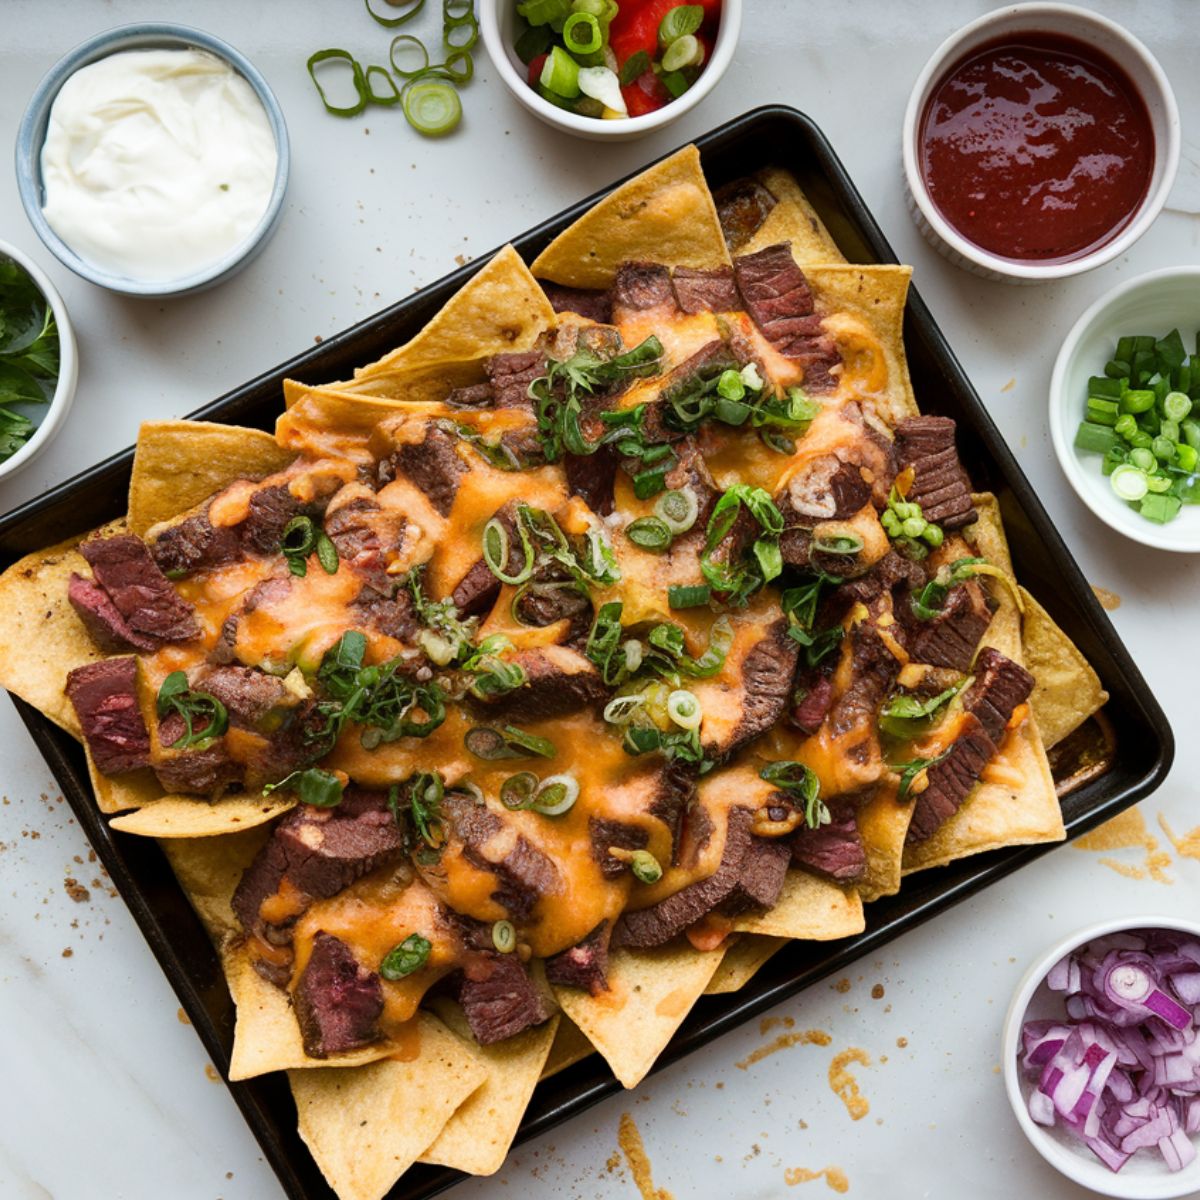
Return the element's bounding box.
[491,920,516,953]
[443,0,473,18]
[444,19,479,50]
[307,49,369,117]
[365,0,425,26]
[364,64,402,104]
[390,34,432,77]
[434,49,475,83]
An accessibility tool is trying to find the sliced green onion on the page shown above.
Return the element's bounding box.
[1110,464,1149,502]
[629,849,662,884]
[316,532,339,575]
[1153,435,1176,462]
[603,693,645,724]
[655,488,699,534]
[627,516,672,551]
[658,3,704,45]
[633,463,670,499]
[518,0,571,24]
[500,771,538,810]
[307,49,368,117]
[390,34,431,77]
[1175,442,1198,472]
[540,45,581,98]
[404,79,462,135]
[563,11,602,53]
[366,0,425,26]
[1146,474,1173,493]
[1113,413,1138,439]
[380,933,431,979]
[660,69,690,98]
[661,33,702,71]
[435,49,475,82]
[1129,446,1156,472]
[668,583,710,609]
[813,533,864,555]
[573,0,618,21]
[1120,389,1156,414]
[364,64,402,105]
[465,725,552,760]
[666,689,702,730]
[531,773,579,816]
[444,20,479,50]
[1141,492,1183,523]
[492,920,516,953]
[1165,390,1193,422]
[501,724,556,758]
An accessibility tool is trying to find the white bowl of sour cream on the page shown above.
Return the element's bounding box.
[16,24,289,297]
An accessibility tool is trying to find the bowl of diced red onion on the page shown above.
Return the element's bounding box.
[1003,918,1200,1197]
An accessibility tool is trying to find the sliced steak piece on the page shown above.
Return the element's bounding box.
[655,339,739,418]
[324,492,407,592]
[191,665,289,730]
[241,485,307,555]
[825,551,926,618]
[294,932,384,1058]
[153,742,242,797]
[732,243,824,353]
[457,952,551,1045]
[906,648,1034,843]
[479,646,607,722]
[589,817,650,881]
[903,580,993,671]
[565,441,620,516]
[385,425,466,518]
[611,262,678,321]
[540,282,613,324]
[237,701,327,794]
[446,382,496,408]
[714,177,778,251]
[893,416,977,531]
[65,658,151,775]
[790,671,835,735]
[78,535,198,644]
[671,265,739,314]
[826,620,902,755]
[649,763,697,865]
[149,510,242,577]
[68,572,156,653]
[546,920,611,995]
[444,793,563,921]
[790,803,866,883]
[486,350,544,412]
[450,502,522,617]
[780,457,872,524]
[613,807,789,948]
[512,579,593,645]
[353,584,419,642]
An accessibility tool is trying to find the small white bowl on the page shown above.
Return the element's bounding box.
[480,0,741,141]
[902,3,1180,283]
[1049,268,1200,553]
[0,240,78,482]
[1003,916,1200,1199]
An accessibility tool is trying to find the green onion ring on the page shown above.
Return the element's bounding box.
[403,78,463,135]
[500,771,539,810]
[436,49,474,83]
[492,919,516,953]
[626,515,672,552]
[444,20,479,50]
[563,11,602,54]
[629,849,662,884]
[390,34,431,78]
[532,773,579,816]
[365,0,425,25]
[655,488,699,534]
[666,689,702,731]
[812,533,864,556]
[364,64,402,105]
[307,50,368,117]
[443,0,473,18]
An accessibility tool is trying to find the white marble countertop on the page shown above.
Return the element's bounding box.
[2,2,1200,1197]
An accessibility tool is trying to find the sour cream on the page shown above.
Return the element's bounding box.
[40,48,277,283]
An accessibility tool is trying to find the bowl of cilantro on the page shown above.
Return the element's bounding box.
[0,239,76,481]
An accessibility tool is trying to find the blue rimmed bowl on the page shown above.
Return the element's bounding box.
[15,23,290,298]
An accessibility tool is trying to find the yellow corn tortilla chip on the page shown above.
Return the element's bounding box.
[539,1014,596,1079]
[158,825,272,941]
[855,782,912,903]
[902,496,1065,874]
[731,869,864,940]
[127,420,295,536]
[290,1014,488,1200]
[0,526,126,736]
[808,264,918,424]
[739,168,846,264]
[531,146,730,288]
[340,246,554,397]
[109,793,297,838]
[554,942,724,1089]
[704,935,788,995]
[1020,586,1108,750]
[420,1002,560,1176]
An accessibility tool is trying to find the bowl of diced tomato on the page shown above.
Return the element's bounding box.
[481,0,739,139]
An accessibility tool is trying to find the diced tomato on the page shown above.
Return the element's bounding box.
[621,69,672,116]
[527,53,547,86]
[609,0,722,69]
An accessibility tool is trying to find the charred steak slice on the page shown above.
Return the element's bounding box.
[384,425,467,518]
[713,177,778,251]
[149,510,243,578]
[78,535,198,645]
[65,658,151,775]
[893,416,977,531]
[457,952,551,1045]
[589,817,650,881]
[486,350,544,412]
[67,572,156,653]
[540,282,613,325]
[294,932,384,1058]
[671,265,739,314]
[790,802,866,883]
[478,646,607,722]
[546,920,612,995]
[903,580,993,671]
[613,807,789,948]
[450,502,523,618]
[153,742,242,797]
[611,262,678,322]
[906,648,1034,843]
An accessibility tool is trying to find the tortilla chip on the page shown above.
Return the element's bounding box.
[704,935,788,995]
[740,168,846,264]
[290,1013,488,1200]
[732,869,864,940]
[340,246,554,397]
[158,825,272,941]
[0,528,123,735]
[1021,587,1108,750]
[127,421,294,536]
[531,146,730,288]
[109,793,297,838]
[809,264,918,424]
[420,1002,559,1176]
[854,781,911,903]
[221,942,395,1080]
[539,1014,597,1079]
[902,496,1065,874]
[554,942,724,1088]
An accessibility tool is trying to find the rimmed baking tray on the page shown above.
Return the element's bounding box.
[0,105,1172,1200]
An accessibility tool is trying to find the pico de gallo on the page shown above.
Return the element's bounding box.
[514,0,722,119]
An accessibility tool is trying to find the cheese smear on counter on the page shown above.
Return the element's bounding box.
[40,48,277,283]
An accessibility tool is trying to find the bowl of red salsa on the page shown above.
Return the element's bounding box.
[902,3,1179,283]
[481,0,739,139]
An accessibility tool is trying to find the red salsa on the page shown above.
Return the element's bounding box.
[918,32,1154,262]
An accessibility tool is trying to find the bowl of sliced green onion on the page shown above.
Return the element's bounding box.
[1052,268,1200,551]
[481,0,741,140]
